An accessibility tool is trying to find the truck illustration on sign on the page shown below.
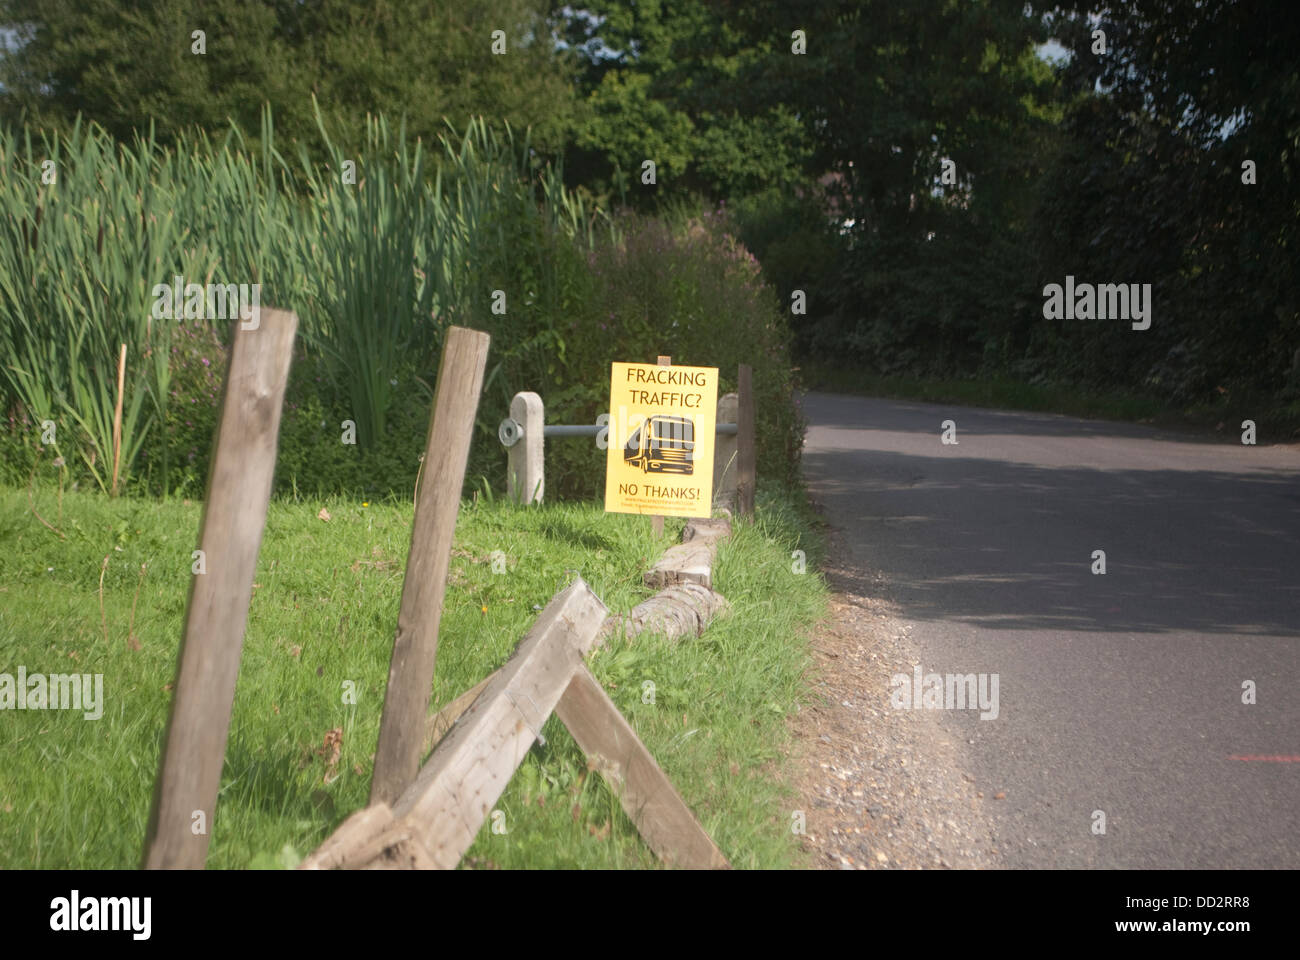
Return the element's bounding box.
[624,415,695,475]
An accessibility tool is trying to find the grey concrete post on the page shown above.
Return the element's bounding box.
[713,392,739,510]
[507,391,544,504]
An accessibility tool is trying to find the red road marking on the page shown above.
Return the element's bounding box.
[1228,755,1300,762]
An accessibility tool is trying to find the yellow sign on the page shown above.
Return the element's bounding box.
[604,362,718,516]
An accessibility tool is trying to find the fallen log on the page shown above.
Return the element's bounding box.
[643,517,732,590]
[681,517,733,546]
[603,582,731,644]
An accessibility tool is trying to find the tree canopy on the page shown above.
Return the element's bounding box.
[1,0,1294,414]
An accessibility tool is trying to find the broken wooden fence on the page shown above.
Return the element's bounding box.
[142,316,728,870]
[300,515,737,870]
[300,578,729,870]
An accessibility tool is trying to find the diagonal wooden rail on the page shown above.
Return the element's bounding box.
[302,577,730,870]
[556,665,728,868]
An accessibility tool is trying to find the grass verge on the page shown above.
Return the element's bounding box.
[0,481,827,869]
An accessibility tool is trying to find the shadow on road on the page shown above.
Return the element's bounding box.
[804,446,1300,637]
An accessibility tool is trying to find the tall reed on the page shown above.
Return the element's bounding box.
[0,105,616,492]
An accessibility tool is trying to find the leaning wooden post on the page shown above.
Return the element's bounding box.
[736,364,756,518]
[371,326,491,806]
[142,308,298,869]
[651,355,670,538]
[506,391,544,505]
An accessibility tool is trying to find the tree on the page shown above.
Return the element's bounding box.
[0,0,579,159]
[552,0,815,203]
[716,1,1055,368]
[1033,1,1300,402]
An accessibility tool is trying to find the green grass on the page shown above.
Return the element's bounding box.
[800,363,1300,443]
[0,481,827,869]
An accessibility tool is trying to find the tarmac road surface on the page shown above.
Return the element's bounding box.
[800,392,1300,868]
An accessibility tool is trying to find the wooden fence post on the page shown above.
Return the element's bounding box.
[142,308,298,869]
[736,364,755,517]
[506,391,544,505]
[371,326,491,806]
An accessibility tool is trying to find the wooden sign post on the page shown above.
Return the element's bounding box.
[651,355,670,538]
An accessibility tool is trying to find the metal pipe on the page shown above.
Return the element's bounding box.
[541,423,738,437]
[500,418,739,447]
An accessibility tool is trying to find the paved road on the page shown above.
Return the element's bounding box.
[801,392,1300,868]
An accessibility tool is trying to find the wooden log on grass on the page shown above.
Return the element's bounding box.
[421,581,730,753]
[371,326,491,807]
[142,309,298,869]
[643,517,732,590]
[424,515,734,756]
[602,583,731,644]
